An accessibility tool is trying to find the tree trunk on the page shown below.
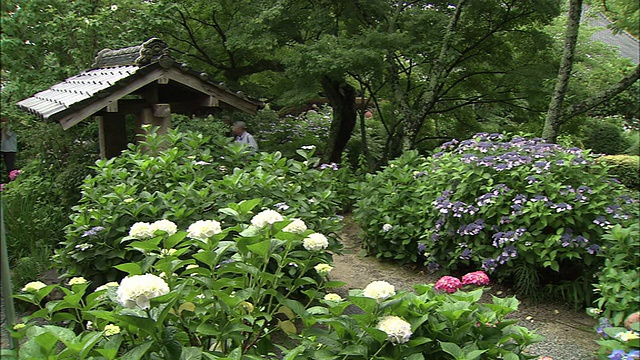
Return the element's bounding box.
[410,0,467,148]
[542,0,583,143]
[321,76,357,163]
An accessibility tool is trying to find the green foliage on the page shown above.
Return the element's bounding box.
[7,239,543,359]
[54,128,345,285]
[592,224,640,327]
[584,121,630,155]
[8,211,338,359]
[353,133,638,308]
[294,285,541,359]
[597,155,640,190]
[248,106,332,158]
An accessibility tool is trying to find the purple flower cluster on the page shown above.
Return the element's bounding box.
[82,226,105,238]
[482,258,498,272]
[559,228,592,248]
[457,219,485,236]
[491,228,526,247]
[497,245,518,264]
[439,135,591,176]
[433,193,478,218]
[319,163,339,171]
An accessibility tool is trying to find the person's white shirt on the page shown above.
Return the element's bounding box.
[235,131,258,152]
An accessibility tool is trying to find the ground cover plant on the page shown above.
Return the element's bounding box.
[353,133,638,308]
[54,128,345,286]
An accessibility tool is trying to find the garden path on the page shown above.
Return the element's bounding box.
[328,216,600,360]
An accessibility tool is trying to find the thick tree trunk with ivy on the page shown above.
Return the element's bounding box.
[321,76,357,164]
[542,0,583,143]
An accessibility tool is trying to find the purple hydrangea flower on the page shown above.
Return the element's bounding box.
[482,258,497,273]
[82,226,106,238]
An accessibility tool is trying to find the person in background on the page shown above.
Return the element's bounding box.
[232,121,258,153]
[1,117,17,179]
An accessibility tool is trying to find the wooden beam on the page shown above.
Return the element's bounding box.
[58,68,164,130]
[201,96,219,107]
[106,101,118,112]
[97,114,128,159]
[164,68,259,114]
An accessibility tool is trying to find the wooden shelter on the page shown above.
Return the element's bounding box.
[17,38,262,158]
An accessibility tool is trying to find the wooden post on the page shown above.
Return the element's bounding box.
[97,114,128,159]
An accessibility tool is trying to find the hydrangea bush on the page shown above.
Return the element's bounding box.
[591,223,640,326]
[54,128,345,285]
[7,226,543,360]
[8,208,339,359]
[353,133,638,307]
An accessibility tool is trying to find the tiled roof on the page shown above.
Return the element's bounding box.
[17,66,138,120]
[16,38,262,125]
[583,6,639,65]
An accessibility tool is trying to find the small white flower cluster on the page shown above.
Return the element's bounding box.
[159,248,177,257]
[103,324,121,336]
[382,223,393,232]
[95,282,119,292]
[376,316,412,344]
[363,281,396,301]
[129,219,178,239]
[187,220,222,241]
[323,293,342,302]
[21,281,46,292]
[75,243,93,251]
[251,210,284,228]
[116,274,170,309]
[314,263,333,276]
[68,277,87,285]
[282,218,307,234]
[303,233,329,251]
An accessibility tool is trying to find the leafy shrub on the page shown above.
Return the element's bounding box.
[295,282,541,359]
[8,209,339,359]
[7,222,542,360]
[353,133,638,307]
[248,106,332,158]
[591,223,640,326]
[597,155,640,191]
[54,128,345,285]
[586,317,640,360]
[584,121,629,155]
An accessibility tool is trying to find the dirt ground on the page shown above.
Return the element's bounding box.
[328,216,600,357]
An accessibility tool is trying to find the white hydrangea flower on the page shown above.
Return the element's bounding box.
[382,223,393,232]
[324,293,343,302]
[75,243,93,251]
[95,282,119,292]
[363,281,396,301]
[187,220,222,241]
[85,321,93,331]
[21,281,46,292]
[159,248,177,257]
[129,222,154,239]
[314,263,333,276]
[116,274,170,309]
[150,220,178,236]
[376,316,412,344]
[303,233,329,251]
[251,210,284,228]
[103,324,121,336]
[282,218,307,234]
[68,277,87,285]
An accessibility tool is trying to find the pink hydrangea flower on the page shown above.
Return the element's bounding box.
[434,276,462,293]
[0,183,4,192]
[461,271,490,286]
[9,169,21,181]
